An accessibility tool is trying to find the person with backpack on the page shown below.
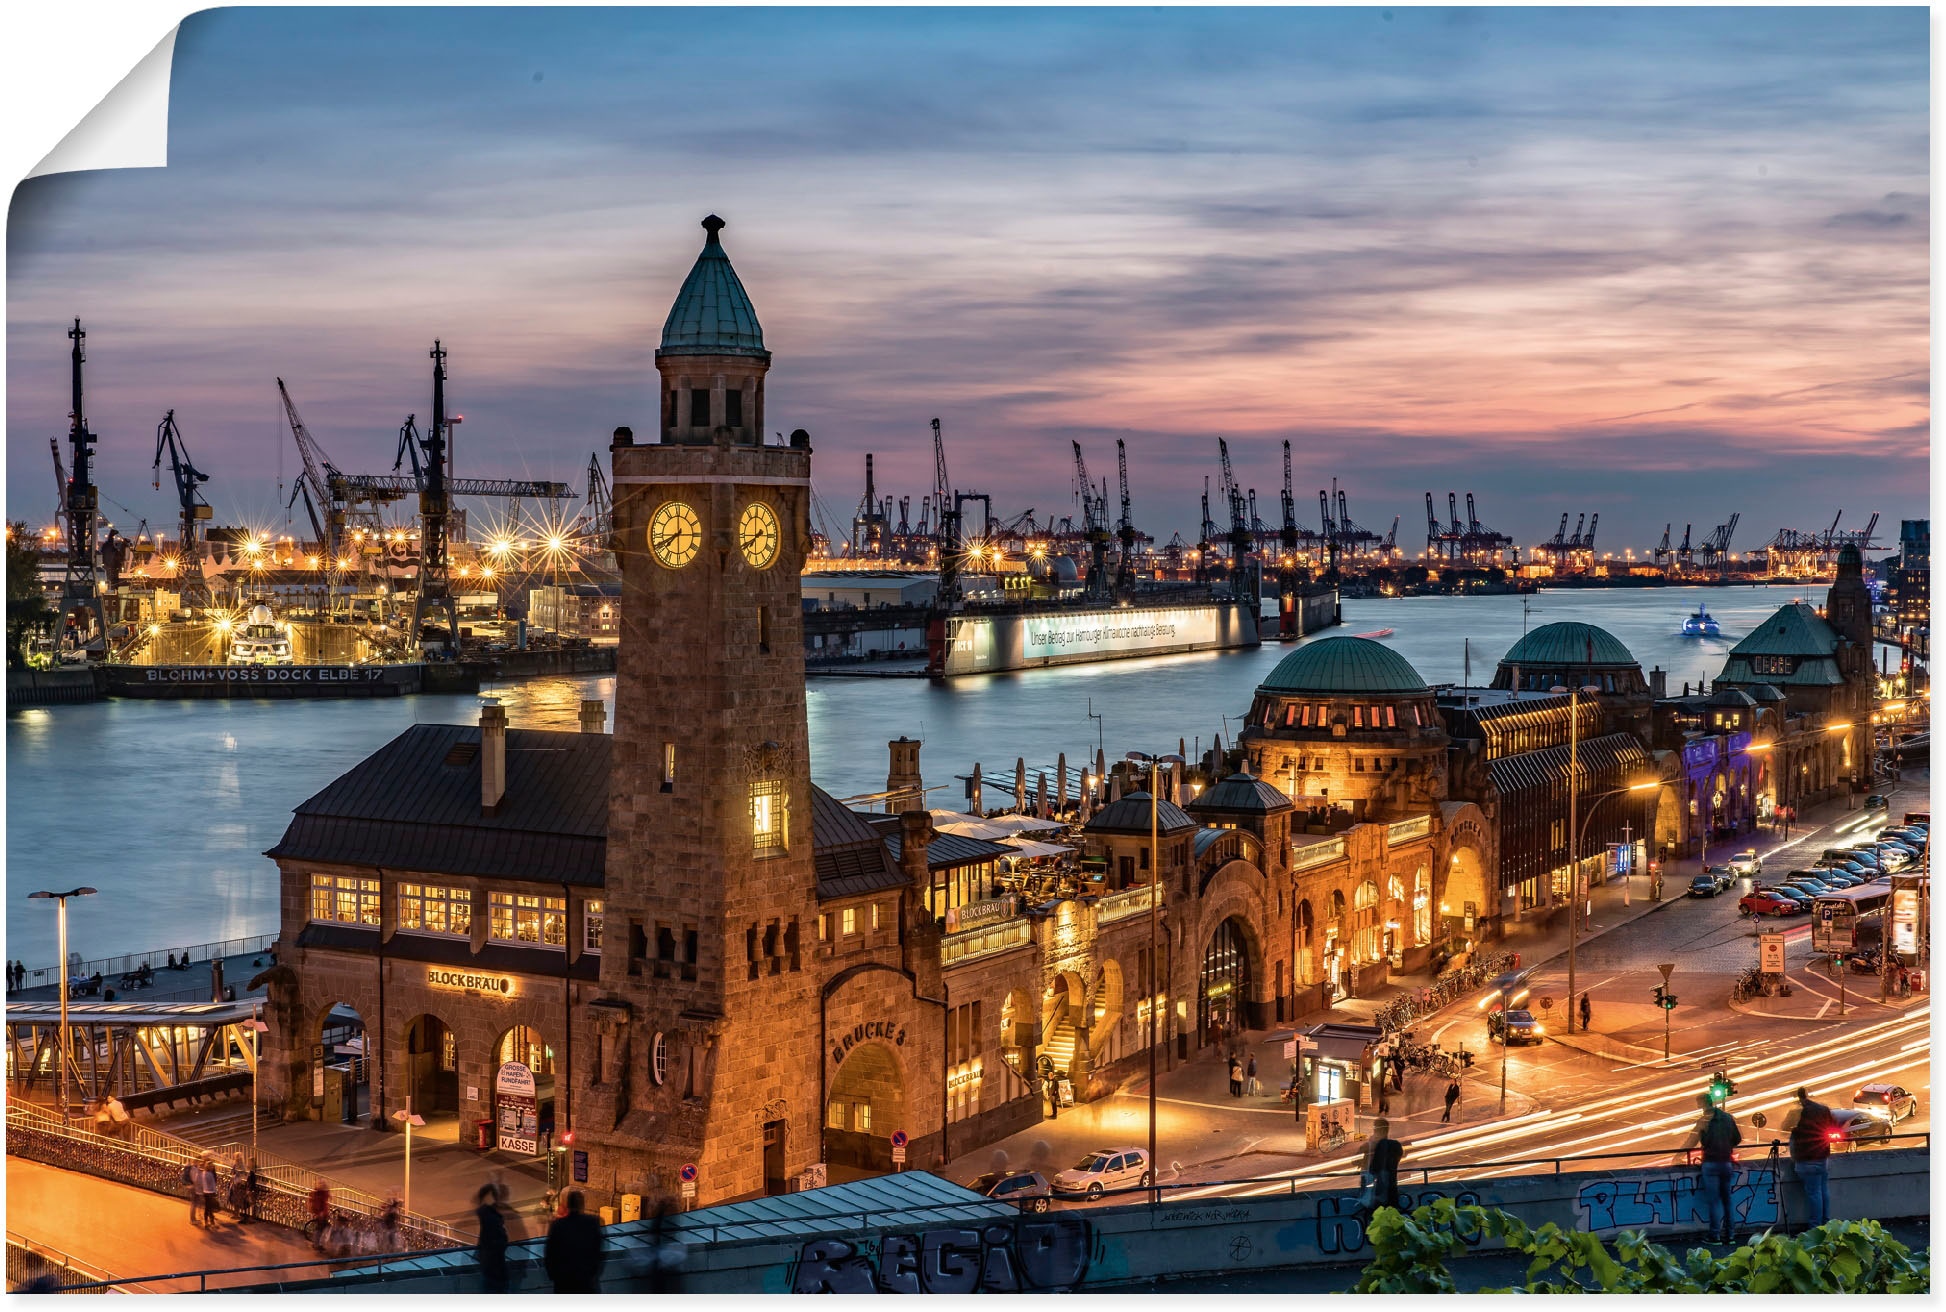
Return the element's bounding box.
[1685,1093,1743,1245]
[1784,1086,1834,1228]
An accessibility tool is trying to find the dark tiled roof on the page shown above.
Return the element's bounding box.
[1086,791,1197,835]
[295,922,600,980]
[266,724,609,885]
[883,831,1014,870]
[812,787,905,900]
[1187,772,1293,816]
[1486,734,1652,794]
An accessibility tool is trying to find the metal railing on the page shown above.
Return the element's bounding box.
[21,934,278,991]
[49,1132,1932,1293]
[1386,815,1433,845]
[1291,836,1347,871]
[5,1098,464,1247]
[1096,883,1161,924]
[940,918,1033,967]
[6,1231,140,1294]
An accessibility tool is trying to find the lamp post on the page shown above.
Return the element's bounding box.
[245,1004,269,1159]
[1550,684,1600,1033]
[1567,779,1660,1030]
[28,887,97,1118]
[392,1098,426,1216]
[1127,749,1183,1206]
[1478,976,1530,1113]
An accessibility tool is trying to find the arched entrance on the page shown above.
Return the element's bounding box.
[315,1003,369,1125]
[491,1026,554,1156]
[1294,900,1316,986]
[401,1014,459,1129]
[1039,973,1087,1084]
[1198,919,1251,1049]
[1444,848,1488,941]
[1089,960,1125,1063]
[826,1042,905,1175]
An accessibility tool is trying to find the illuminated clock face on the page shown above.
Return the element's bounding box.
[648,501,701,569]
[739,502,781,569]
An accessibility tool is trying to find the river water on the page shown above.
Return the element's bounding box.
[6,584,1816,966]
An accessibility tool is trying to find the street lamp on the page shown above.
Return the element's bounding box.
[392,1099,427,1216]
[1565,778,1659,1030]
[28,887,97,1118]
[244,1006,270,1158]
[1126,749,1183,1206]
[1478,976,1531,1112]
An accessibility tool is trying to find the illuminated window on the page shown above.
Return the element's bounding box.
[855,1101,872,1132]
[841,907,856,936]
[817,913,829,941]
[584,900,604,954]
[397,883,472,937]
[489,893,567,947]
[827,1101,846,1130]
[662,742,675,792]
[871,902,882,931]
[310,874,378,927]
[752,779,787,856]
[1353,706,1364,728]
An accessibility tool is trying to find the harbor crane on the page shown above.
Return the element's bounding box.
[151,409,213,610]
[59,320,109,653]
[1197,478,1217,584]
[1653,524,1672,569]
[1279,440,1300,560]
[1114,438,1135,595]
[851,453,889,556]
[50,437,67,525]
[1698,513,1740,571]
[1072,441,1112,597]
[391,341,461,651]
[1217,437,1259,605]
[930,417,951,554]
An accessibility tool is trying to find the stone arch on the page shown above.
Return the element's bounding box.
[1411,865,1432,949]
[998,988,1037,1105]
[312,1001,370,1125]
[1040,971,1089,1082]
[1443,846,1489,942]
[826,1040,906,1174]
[1293,899,1317,986]
[490,1024,556,1154]
[1089,959,1126,1062]
[399,1011,460,1124]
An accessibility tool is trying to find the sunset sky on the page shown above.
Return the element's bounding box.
[6,7,1929,552]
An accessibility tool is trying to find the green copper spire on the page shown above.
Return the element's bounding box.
[658,215,769,359]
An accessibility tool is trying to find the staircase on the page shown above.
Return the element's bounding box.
[1040,1019,1079,1078]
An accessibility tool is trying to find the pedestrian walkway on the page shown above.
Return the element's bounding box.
[6,1157,325,1291]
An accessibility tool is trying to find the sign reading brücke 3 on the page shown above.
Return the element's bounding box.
[427,966,517,996]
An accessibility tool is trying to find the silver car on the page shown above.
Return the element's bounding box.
[1051,1147,1151,1199]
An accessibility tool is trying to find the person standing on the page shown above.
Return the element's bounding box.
[475,1184,512,1293]
[544,1191,606,1294]
[1785,1086,1834,1229]
[1359,1119,1405,1218]
[1685,1093,1743,1245]
[196,1157,221,1229]
[1442,1080,1461,1124]
[1245,1053,1260,1097]
[1579,993,1593,1032]
[1227,1055,1243,1098]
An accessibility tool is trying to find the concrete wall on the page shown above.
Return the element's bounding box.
[286,1146,1928,1294]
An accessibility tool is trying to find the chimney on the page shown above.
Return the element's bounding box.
[480,697,508,816]
[897,809,934,890]
[886,737,923,814]
[1649,667,1667,700]
[579,699,607,733]
[898,809,944,996]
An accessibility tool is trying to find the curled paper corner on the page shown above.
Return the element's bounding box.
[27,26,179,180]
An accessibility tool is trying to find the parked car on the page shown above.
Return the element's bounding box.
[1807,870,1864,889]
[973,1170,1054,1212]
[1689,872,1730,898]
[1052,1148,1151,1199]
[1727,849,1763,877]
[1487,1008,1544,1045]
[1826,1107,1893,1147]
[1739,890,1804,917]
[1836,850,1882,869]
[1781,877,1837,895]
[1852,1083,1919,1125]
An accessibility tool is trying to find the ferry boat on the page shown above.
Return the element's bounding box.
[1680,602,1720,638]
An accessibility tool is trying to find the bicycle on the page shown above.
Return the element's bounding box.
[1314,1122,1351,1152]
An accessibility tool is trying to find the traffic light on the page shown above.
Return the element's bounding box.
[1651,985,1678,1011]
[1708,1071,1736,1105]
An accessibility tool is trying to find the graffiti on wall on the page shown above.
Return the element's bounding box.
[1577,1168,1778,1232]
[1305,1188,1484,1256]
[789,1216,1096,1293]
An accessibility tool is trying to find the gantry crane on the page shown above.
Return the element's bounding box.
[1072,441,1112,598]
[1114,438,1135,596]
[59,320,108,653]
[392,341,461,651]
[1217,438,1256,604]
[151,410,212,610]
[930,417,951,556]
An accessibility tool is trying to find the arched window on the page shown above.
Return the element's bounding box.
[1329,889,1347,920]
[1353,880,1381,962]
[1355,880,1379,911]
[1413,866,1432,946]
[1294,900,1316,985]
[1387,874,1404,905]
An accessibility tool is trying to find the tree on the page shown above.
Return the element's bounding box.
[5,522,54,668]
[1353,1199,1928,1294]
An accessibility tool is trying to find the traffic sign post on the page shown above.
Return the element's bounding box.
[679,1162,698,1209]
[890,1130,908,1169]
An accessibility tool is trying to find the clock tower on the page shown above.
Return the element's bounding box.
[576,216,821,1205]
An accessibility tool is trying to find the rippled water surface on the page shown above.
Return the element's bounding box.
[6,584,1814,964]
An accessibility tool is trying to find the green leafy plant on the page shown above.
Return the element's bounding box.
[1352,1199,1929,1294]
[6,521,55,668]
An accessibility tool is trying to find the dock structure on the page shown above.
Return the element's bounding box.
[6,999,262,1115]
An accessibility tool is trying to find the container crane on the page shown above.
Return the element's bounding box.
[1197,478,1218,584]
[1279,440,1299,559]
[391,340,460,651]
[1072,441,1111,597]
[930,417,951,555]
[151,409,212,610]
[50,437,68,525]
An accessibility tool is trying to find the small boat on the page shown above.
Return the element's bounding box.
[1355,628,1394,639]
[1680,603,1720,638]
